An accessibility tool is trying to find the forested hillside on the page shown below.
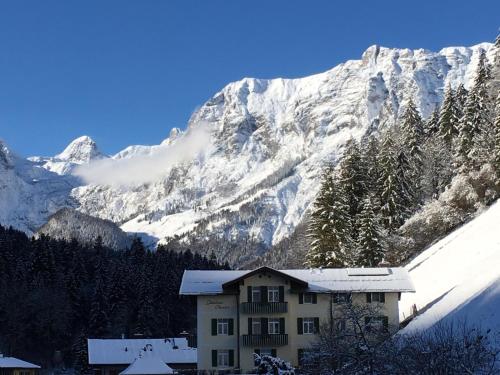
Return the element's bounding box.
[0,226,226,369]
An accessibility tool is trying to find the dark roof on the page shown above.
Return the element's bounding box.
[221,266,308,289]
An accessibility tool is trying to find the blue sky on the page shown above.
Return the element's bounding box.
[0,0,498,157]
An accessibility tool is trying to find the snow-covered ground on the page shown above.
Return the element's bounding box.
[400,200,500,334]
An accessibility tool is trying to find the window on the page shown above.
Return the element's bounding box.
[303,293,315,304]
[333,293,351,303]
[268,318,280,334]
[365,316,388,332]
[217,350,229,367]
[217,318,229,335]
[334,318,346,331]
[268,286,280,302]
[303,318,315,334]
[252,286,262,302]
[366,292,385,303]
[252,318,262,335]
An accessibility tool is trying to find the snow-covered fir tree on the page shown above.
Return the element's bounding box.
[438,85,460,144]
[424,107,440,138]
[356,194,384,267]
[306,167,353,268]
[457,49,492,170]
[494,93,500,181]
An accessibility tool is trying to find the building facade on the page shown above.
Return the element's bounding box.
[179,266,415,373]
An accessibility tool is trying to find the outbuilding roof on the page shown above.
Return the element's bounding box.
[119,354,174,375]
[179,266,415,295]
[0,356,40,369]
[87,338,196,365]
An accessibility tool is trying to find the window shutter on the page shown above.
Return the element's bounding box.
[380,292,385,303]
[297,318,303,335]
[299,293,303,304]
[248,286,252,302]
[254,349,260,365]
[228,318,234,335]
[279,317,285,334]
[298,349,304,366]
[211,350,217,367]
[228,350,234,367]
[211,319,217,336]
[312,293,317,304]
[314,317,320,333]
[261,286,268,302]
[271,349,277,357]
[248,318,253,335]
[261,317,268,334]
[366,293,372,303]
[279,286,285,302]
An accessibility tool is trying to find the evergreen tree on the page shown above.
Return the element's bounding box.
[306,167,352,268]
[438,85,459,144]
[493,93,500,181]
[356,195,384,267]
[457,49,492,170]
[424,107,440,138]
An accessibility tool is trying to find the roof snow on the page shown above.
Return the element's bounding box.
[119,353,174,375]
[0,356,40,369]
[87,338,196,365]
[179,267,415,295]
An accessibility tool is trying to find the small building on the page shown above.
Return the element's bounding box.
[119,352,174,375]
[179,266,415,373]
[88,338,196,375]
[0,355,40,375]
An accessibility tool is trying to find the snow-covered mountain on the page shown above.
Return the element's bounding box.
[400,200,500,335]
[1,42,495,264]
[29,135,107,175]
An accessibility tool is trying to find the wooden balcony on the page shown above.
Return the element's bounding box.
[240,302,288,314]
[242,334,288,347]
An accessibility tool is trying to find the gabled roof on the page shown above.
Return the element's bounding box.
[179,267,415,295]
[119,354,174,375]
[221,266,308,289]
[87,338,196,365]
[0,357,40,369]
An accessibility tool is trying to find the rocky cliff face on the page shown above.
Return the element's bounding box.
[1,42,494,265]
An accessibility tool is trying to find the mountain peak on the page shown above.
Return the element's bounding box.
[56,136,105,163]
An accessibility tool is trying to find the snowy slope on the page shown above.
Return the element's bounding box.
[400,201,500,334]
[1,42,495,263]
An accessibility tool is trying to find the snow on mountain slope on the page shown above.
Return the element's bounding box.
[0,140,75,234]
[400,200,500,334]
[2,42,495,264]
[29,135,107,175]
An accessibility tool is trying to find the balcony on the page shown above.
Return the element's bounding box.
[242,334,288,347]
[241,302,288,314]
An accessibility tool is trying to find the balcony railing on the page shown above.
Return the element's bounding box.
[241,302,288,314]
[242,334,288,347]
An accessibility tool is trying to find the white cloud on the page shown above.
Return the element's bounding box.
[75,124,211,186]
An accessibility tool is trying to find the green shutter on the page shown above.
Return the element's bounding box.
[279,286,285,302]
[312,293,317,304]
[261,286,268,302]
[297,318,303,335]
[271,349,277,357]
[248,317,253,335]
[228,318,234,335]
[229,350,234,367]
[211,319,217,336]
[314,317,320,333]
[366,293,372,303]
[298,349,304,366]
[261,317,268,334]
[380,292,385,303]
[211,350,217,367]
[248,286,252,302]
[279,317,285,334]
[299,293,303,304]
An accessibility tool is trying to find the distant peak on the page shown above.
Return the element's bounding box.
[56,135,106,163]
